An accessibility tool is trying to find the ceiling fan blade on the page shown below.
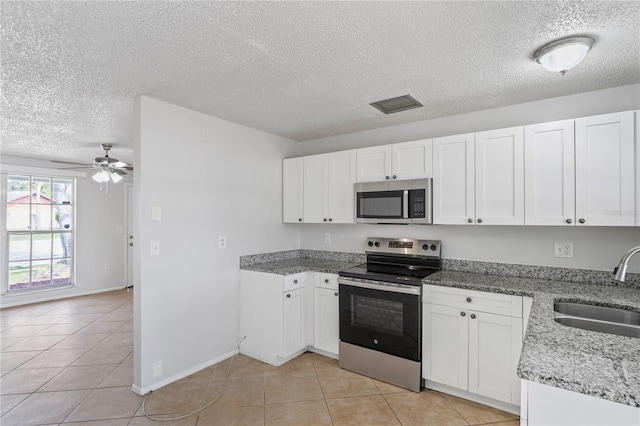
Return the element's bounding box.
[50,160,91,166]
[56,166,96,170]
[112,161,132,168]
[110,168,127,176]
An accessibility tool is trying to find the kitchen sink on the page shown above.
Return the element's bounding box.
[553,302,640,339]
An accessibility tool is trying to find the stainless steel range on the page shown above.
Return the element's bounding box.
[338,237,442,392]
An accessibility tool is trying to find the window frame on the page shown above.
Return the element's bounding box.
[1,165,84,296]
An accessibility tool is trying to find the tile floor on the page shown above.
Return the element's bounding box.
[1,289,520,425]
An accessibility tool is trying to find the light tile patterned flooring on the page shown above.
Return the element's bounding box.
[1,289,520,425]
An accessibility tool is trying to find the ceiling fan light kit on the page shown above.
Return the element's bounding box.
[533,35,596,75]
[52,143,132,192]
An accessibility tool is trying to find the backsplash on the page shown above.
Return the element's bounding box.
[442,259,639,288]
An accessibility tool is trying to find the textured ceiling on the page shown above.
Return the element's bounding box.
[1,1,639,164]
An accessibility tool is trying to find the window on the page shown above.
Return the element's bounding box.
[6,175,74,292]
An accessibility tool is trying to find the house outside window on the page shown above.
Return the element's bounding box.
[5,175,75,292]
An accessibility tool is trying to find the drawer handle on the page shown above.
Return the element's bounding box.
[579,218,585,224]
[324,279,329,283]
[293,279,298,284]
[470,314,476,319]
[477,218,483,224]
[286,294,291,298]
[566,218,572,224]
[334,292,339,296]
[467,218,473,223]
[466,297,472,303]
[460,312,466,317]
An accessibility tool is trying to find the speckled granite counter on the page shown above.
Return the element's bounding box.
[423,271,640,407]
[240,249,364,275]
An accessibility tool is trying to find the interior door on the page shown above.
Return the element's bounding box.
[125,183,133,288]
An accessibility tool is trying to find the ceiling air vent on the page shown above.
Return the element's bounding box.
[370,95,423,115]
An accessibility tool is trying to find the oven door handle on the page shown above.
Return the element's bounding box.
[338,278,421,295]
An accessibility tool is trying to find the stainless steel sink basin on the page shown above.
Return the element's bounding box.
[554,302,640,339]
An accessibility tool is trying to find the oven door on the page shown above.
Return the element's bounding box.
[338,278,421,362]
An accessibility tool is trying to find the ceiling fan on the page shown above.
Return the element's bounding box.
[51,143,133,184]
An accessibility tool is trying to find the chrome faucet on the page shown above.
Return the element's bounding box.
[613,246,640,283]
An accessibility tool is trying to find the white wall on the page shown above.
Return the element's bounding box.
[133,96,299,393]
[297,84,640,273]
[0,155,129,308]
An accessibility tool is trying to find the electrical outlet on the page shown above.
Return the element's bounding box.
[324,233,331,244]
[104,263,111,270]
[554,242,574,258]
[152,360,162,378]
[219,236,227,249]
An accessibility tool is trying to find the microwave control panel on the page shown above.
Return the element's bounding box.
[408,189,426,218]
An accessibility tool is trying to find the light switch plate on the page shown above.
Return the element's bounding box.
[152,206,162,221]
[150,240,160,256]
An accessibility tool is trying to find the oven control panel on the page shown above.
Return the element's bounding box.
[365,237,441,258]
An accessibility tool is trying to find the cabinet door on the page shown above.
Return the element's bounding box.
[423,303,468,390]
[575,111,635,226]
[314,287,339,355]
[433,133,475,225]
[468,310,522,405]
[475,127,524,225]
[356,145,392,182]
[283,288,306,358]
[327,150,356,223]
[524,120,575,226]
[283,158,304,223]
[392,139,433,180]
[303,154,328,223]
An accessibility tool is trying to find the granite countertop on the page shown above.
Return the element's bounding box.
[239,249,365,276]
[423,270,640,407]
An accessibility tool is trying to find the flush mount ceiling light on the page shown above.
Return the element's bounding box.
[533,35,596,75]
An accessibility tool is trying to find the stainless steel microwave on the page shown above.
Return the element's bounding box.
[355,178,432,224]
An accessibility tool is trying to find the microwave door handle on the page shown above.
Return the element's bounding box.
[403,190,409,219]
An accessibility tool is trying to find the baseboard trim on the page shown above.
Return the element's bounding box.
[0,285,128,308]
[424,379,521,416]
[132,348,239,396]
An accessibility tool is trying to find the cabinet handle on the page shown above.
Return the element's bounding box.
[566,218,572,224]
[467,218,473,223]
[477,218,483,224]
[579,218,585,224]
[129,243,133,246]
[293,279,298,284]
[466,297,472,303]
[329,218,333,222]
[470,314,476,319]
[286,294,291,298]
[392,175,397,179]
[323,218,327,222]
[324,279,329,283]
[385,176,390,180]
[460,312,466,317]
[334,292,339,296]
[298,218,302,222]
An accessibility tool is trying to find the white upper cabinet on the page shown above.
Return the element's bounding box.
[303,154,328,223]
[356,139,433,182]
[524,120,575,226]
[327,150,357,223]
[283,157,303,223]
[433,133,475,225]
[475,127,524,225]
[303,150,356,223]
[392,139,433,180]
[575,111,635,226]
[356,145,392,182]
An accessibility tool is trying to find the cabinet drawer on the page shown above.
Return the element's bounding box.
[315,273,338,290]
[284,274,305,292]
[423,285,522,318]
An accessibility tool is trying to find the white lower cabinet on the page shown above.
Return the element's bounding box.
[240,271,309,366]
[522,380,640,426]
[423,285,523,407]
[240,270,340,366]
[314,273,339,355]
